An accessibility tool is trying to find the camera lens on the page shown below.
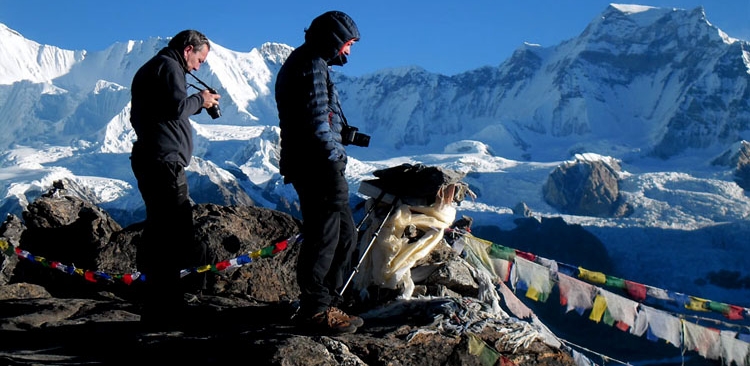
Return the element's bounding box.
[207,105,221,119]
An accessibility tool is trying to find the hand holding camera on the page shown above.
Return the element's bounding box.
[188,72,222,119]
[199,88,221,119]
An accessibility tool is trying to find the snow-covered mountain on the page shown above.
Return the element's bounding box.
[1,2,749,326]
[339,4,750,162]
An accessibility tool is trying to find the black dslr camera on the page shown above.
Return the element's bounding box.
[341,124,370,147]
[204,87,221,119]
[188,72,221,119]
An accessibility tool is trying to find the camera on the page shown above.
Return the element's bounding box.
[341,124,370,147]
[205,87,221,119]
[188,72,221,120]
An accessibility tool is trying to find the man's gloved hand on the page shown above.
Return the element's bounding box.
[327,146,345,162]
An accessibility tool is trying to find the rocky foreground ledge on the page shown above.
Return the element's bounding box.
[0,184,576,365]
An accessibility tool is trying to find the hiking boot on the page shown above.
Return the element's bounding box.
[329,306,364,328]
[297,306,361,334]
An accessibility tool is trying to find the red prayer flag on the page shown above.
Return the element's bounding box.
[84,270,96,282]
[514,250,535,262]
[725,305,745,320]
[560,293,568,307]
[273,240,288,254]
[624,280,647,302]
[500,356,517,366]
[615,320,630,332]
[215,260,230,271]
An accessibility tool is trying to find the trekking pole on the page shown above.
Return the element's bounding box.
[355,191,386,232]
[338,199,399,296]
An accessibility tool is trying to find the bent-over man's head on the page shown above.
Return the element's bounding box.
[169,30,211,71]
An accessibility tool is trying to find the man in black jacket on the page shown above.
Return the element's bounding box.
[129,29,220,327]
[275,11,365,334]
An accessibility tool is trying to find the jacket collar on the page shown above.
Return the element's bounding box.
[158,47,188,72]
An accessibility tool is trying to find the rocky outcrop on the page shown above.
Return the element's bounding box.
[710,140,750,193]
[0,182,576,365]
[542,155,632,218]
[734,141,750,192]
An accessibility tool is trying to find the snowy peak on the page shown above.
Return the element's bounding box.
[54,37,168,93]
[581,4,721,51]
[258,42,293,66]
[340,3,750,160]
[0,23,85,85]
[607,1,734,44]
[608,3,674,25]
[196,41,282,122]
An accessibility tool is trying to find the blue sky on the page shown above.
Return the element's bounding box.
[0,1,747,77]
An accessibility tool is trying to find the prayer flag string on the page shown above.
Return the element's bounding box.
[450,230,750,366]
[447,228,750,322]
[0,234,300,285]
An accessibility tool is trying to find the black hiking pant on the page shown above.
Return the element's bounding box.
[131,157,206,314]
[292,164,357,316]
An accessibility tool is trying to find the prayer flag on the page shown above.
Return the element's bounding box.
[624,280,647,302]
[589,294,606,323]
[578,267,606,285]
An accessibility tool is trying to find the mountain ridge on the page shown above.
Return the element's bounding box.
[0,5,747,159]
[1,4,749,313]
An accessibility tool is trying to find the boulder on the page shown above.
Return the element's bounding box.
[542,155,632,217]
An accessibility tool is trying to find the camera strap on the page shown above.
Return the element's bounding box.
[340,110,352,128]
[187,72,214,92]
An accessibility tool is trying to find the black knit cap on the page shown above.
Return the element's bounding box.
[305,11,360,65]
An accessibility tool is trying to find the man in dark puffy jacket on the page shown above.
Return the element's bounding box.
[275,11,364,334]
[129,29,221,328]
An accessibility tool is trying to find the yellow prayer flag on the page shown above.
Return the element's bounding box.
[589,294,607,323]
[526,287,540,301]
[467,333,500,366]
[468,332,485,356]
[196,264,212,273]
[685,296,710,312]
[578,267,607,285]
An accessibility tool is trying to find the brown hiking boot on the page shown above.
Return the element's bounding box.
[298,307,361,334]
[328,306,364,328]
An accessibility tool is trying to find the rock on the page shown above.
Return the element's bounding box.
[735,141,750,192]
[0,282,50,301]
[0,183,577,366]
[542,155,632,217]
[711,140,750,193]
[0,214,23,285]
[513,202,532,217]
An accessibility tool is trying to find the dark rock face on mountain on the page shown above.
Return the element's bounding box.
[542,157,632,218]
[710,140,750,193]
[0,184,576,365]
[734,141,750,192]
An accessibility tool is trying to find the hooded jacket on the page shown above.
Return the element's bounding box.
[275,11,360,184]
[130,47,204,167]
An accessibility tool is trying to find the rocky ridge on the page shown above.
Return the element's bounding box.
[0,181,576,365]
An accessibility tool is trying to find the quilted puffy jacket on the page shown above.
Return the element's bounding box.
[275,11,360,184]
